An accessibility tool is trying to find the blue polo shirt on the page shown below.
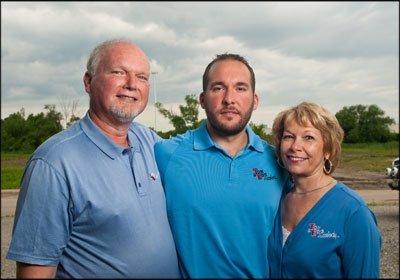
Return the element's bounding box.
[155,122,289,278]
[268,182,381,278]
[7,113,180,278]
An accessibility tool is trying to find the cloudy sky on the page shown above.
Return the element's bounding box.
[1,2,399,131]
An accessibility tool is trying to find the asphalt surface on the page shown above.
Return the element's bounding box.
[1,189,399,278]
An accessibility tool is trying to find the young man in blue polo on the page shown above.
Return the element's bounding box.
[155,54,289,278]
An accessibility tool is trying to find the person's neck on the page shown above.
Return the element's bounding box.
[89,110,130,148]
[206,122,248,157]
[292,172,333,194]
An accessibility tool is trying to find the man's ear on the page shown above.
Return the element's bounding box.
[199,92,205,109]
[253,92,259,111]
[83,72,92,94]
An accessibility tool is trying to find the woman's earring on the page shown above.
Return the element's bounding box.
[323,158,333,174]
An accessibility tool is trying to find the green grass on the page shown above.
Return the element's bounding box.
[340,141,399,172]
[1,152,31,189]
[0,141,398,189]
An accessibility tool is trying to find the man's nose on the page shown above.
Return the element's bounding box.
[124,73,138,91]
[222,87,235,104]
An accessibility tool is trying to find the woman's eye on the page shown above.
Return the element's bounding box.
[304,135,315,141]
[282,135,293,140]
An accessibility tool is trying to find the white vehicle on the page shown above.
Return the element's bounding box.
[386,157,399,190]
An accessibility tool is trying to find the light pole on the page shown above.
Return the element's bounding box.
[151,71,158,131]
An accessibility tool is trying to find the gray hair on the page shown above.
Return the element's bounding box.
[86,38,133,75]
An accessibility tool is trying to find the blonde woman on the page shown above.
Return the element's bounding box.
[268,102,381,278]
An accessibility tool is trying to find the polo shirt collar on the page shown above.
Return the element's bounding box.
[193,121,215,150]
[193,121,264,153]
[80,112,128,159]
[247,124,265,153]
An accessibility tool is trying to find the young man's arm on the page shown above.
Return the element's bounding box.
[17,262,57,278]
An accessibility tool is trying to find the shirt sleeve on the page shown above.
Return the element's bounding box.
[6,158,72,266]
[151,128,162,143]
[154,141,170,184]
[341,205,382,278]
[154,138,182,185]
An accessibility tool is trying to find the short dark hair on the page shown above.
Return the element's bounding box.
[202,53,256,92]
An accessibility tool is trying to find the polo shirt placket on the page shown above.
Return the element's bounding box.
[123,144,147,197]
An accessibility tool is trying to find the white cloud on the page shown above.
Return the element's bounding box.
[1,2,398,128]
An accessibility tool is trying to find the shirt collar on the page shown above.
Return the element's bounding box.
[193,121,264,153]
[80,112,128,159]
[247,124,265,153]
[193,121,215,150]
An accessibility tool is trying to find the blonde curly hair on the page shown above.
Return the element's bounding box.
[272,101,344,174]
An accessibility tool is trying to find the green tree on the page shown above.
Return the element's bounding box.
[1,108,28,151]
[25,105,63,149]
[67,114,81,127]
[249,122,272,143]
[335,104,395,143]
[1,105,63,152]
[155,94,201,136]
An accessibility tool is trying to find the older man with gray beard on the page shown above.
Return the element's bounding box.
[6,39,180,278]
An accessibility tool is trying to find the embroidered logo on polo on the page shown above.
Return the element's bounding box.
[252,168,277,180]
[308,223,340,239]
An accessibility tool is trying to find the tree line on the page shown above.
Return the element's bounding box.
[1,95,398,152]
[155,94,397,143]
[1,105,79,152]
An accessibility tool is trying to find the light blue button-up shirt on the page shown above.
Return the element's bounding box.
[7,113,180,278]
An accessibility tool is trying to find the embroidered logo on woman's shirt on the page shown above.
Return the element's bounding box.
[308,223,340,239]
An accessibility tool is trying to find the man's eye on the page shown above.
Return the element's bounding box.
[112,70,125,75]
[237,86,247,92]
[138,75,149,81]
[211,86,224,92]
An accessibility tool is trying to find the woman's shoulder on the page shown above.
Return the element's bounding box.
[328,182,379,230]
[331,181,368,210]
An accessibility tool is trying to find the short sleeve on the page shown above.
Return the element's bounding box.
[6,158,72,266]
[341,205,381,278]
[154,141,170,184]
[152,129,162,142]
[154,138,183,185]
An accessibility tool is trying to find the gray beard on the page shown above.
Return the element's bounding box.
[109,105,139,123]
